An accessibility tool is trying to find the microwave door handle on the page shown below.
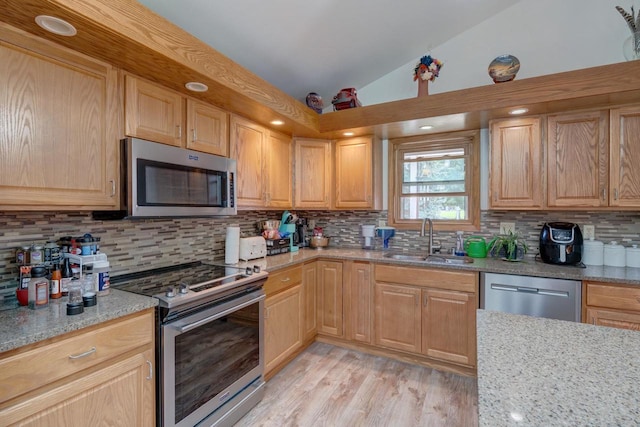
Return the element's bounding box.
[170,294,265,334]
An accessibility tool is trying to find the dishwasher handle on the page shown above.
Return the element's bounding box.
[490,283,569,298]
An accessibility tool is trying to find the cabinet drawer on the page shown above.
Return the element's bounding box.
[375,264,477,293]
[264,266,302,296]
[585,282,640,312]
[0,311,153,403]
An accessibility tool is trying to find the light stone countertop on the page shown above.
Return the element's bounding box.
[0,289,157,353]
[476,310,640,426]
[236,247,640,286]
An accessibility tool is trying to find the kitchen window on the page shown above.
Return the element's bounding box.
[389,130,480,231]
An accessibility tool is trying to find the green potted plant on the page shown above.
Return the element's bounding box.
[488,230,529,261]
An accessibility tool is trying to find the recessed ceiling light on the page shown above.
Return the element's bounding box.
[185,82,208,92]
[270,120,284,126]
[35,15,77,36]
[509,108,529,115]
[343,132,355,136]
[420,125,434,130]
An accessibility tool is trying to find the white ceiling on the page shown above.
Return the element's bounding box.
[137,0,521,104]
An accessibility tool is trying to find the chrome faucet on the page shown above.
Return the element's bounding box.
[420,218,433,255]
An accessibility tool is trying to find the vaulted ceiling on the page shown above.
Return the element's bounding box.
[137,0,522,104]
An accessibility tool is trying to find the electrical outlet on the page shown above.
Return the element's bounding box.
[583,225,595,240]
[500,222,515,235]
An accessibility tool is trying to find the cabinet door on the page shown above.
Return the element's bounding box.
[489,118,543,209]
[316,260,344,337]
[264,284,302,375]
[265,131,293,208]
[293,138,332,209]
[347,262,373,344]
[586,308,640,331]
[302,262,318,342]
[125,75,184,147]
[422,289,477,366]
[334,136,374,209]
[373,283,421,353]
[0,34,119,209]
[610,105,640,207]
[0,349,155,427]
[186,99,229,156]
[547,111,608,207]
[230,115,266,208]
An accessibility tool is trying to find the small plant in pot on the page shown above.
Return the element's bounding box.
[488,230,529,261]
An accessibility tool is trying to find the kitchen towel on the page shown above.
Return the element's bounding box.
[225,225,241,264]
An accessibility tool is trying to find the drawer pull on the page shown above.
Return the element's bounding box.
[280,277,291,282]
[69,346,96,360]
[146,360,153,380]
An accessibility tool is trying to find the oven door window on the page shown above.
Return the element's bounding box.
[137,159,227,207]
[170,301,261,425]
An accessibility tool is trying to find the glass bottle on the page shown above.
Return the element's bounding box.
[50,263,62,299]
[60,257,73,296]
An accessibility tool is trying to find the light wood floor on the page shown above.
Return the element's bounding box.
[235,342,478,427]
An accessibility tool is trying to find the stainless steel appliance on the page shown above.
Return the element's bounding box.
[121,138,236,217]
[480,273,581,322]
[539,222,583,265]
[112,262,268,427]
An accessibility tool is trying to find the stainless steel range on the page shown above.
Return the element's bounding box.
[111,261,268,427]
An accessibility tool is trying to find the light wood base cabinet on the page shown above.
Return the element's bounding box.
[0,310,155,426]
[265,284,302,375]
[302,262,318,342]
[373,264,478,368]
[345,261,373,344]
[316,260,344,338]
[0,24,120,210]
[584,281,640,331]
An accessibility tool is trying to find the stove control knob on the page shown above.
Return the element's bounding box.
[179,283,189,294]
[253,265,261,273]
[165,286,175,298]
[245,267,253,276]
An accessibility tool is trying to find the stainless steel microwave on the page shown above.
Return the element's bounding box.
[120,138,236,217]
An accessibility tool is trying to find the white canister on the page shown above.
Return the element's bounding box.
[626,244,640,268]
[603,241,626,267]
[582,239,604,266]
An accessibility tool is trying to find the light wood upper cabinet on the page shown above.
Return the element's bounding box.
[489,117,543,209]
[186,100,229,156]
[125,75,230,156]
[610,105,640,207]
[316,260,344,338]
[125,75,184,147]
[266,130,293,208]
[293,138,332,209]
[547,111,608,207]
[334,136,383,209]
[0,28,120,210]
[230,115,292,209]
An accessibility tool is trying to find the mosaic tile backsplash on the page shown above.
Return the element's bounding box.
[1,210,639,301]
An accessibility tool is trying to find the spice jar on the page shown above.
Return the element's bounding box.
[16,246,29,265]
[28,266,49,309]
[30,244,44,265]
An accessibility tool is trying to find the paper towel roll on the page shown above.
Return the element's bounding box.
[225,226,240,264]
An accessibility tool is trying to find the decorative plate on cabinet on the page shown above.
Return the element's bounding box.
[488,54,520,83]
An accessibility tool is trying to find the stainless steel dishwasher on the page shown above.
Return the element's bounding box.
[480,272,581,322]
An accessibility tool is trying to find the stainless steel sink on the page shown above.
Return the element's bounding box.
[383,253,428,261]
[383,253,474,264]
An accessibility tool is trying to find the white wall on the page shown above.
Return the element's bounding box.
[358,0,636,106]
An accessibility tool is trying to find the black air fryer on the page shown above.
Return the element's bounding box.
[539,222,583,265]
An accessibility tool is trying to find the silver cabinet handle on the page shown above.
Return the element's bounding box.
[192,128,197,142]
[176,125,182,138]
[602,188,607,201]
[280,277,291,282]
[146,360,153,380]
[110,179,116,197]
[69,346,96,360]
[614,188,619,200]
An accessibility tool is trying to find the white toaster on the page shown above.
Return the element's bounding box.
[239,236,267,261]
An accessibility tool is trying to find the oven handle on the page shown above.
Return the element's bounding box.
[169,293,265,333]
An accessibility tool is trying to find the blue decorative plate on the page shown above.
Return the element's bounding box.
[488,55,520,83]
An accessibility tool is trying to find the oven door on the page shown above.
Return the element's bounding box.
[161,290,264,427]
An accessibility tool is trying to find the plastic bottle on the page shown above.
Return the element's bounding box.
[455,231,465,256]
[50,263,62,299]
[93,260,110,296]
